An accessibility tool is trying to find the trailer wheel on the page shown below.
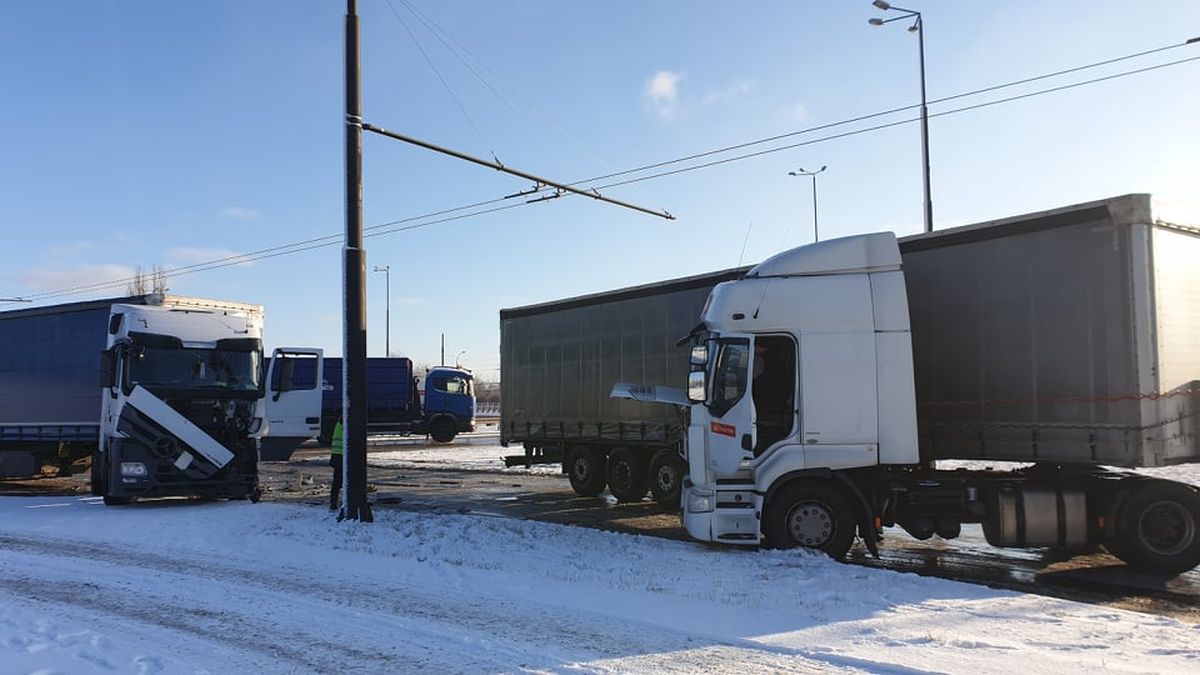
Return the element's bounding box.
[1111,481,1200,575]
[763,481,856,559]
[566,446,607,497]
[607,447,648,503]
[430,417,457,444]
[648,448,684,507]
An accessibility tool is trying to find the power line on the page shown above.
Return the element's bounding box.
[591,55,1200,192]
[13,41,1198,303]
[382,0,495,158]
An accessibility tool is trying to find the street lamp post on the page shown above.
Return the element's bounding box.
[787,166,827,243]
[869,0,933,233]
[455,350,466,369]
[373,265,390,356]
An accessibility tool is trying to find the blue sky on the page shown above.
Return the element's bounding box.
[2,1,1198,380]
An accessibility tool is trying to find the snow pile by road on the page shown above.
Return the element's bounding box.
[2,496,1198,673]
[368,442,562,475]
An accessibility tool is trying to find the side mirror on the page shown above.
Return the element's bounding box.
[687,370,707,403]
[99,350,116,388]
[689,345,708,366]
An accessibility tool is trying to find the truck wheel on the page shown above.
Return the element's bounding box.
[430,417,457,443]
[648,448,683,507]
[102,495,134,506]
[566,446,607,497]
[607,447,648,503]
[1111,481,1200,575]
[763,481,856,559]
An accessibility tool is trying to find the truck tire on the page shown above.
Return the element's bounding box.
[648,448,684,507]
[102,495,134,506]
[763,480,856,559]
[606,447,648,503]
[430,417,457,444]
[1111,481,1200,575]
[566,445,607,497]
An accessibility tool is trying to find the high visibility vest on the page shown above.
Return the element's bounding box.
[331,421,345,456]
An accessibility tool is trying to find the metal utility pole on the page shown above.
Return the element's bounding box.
[374,265,390,356]
[342,0,372,522]
[788,166,827,243]
[441,333,445,366]
[869,1,933,233]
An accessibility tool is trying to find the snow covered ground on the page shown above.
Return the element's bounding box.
[3,491,1199,673]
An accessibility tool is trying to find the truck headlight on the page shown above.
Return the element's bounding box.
[688,491,714,513]
[120,462,148,477]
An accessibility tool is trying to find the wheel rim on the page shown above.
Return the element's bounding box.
[612,460,632,491]
[655,464,676,492]
[1138,500,1197,556]
[786,500,834,548]
[572,457,590,483]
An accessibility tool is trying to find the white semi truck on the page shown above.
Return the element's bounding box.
[0,294,323,503]
[617,194,1200,574]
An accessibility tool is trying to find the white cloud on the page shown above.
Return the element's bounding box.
[644,70,684,120]
[785,102,810,122]
[165,247,254,267]
[220,206,261,221]
[47,241,102,257]
[18,264,137,293]
[702,81,752,105]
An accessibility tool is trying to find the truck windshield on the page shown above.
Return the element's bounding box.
[126,346,263,392]
[433,375,473,396]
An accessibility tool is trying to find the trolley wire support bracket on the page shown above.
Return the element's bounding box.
[360,122,674,221]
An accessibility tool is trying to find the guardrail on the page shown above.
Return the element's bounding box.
[476,401,500,418]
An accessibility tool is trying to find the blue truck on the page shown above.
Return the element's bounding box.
[257,357,476,461]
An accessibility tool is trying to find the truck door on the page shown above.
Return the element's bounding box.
[706,335,755,475]
[259,348,324,441]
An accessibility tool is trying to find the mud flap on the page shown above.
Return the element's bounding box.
[835,473,880,558]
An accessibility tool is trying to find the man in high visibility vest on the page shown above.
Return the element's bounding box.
[329,418,344,511]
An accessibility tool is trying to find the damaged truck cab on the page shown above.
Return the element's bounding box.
[91,296,320,504]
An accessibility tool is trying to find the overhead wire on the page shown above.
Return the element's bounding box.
[382,0,496,158]
[11,40,1199,303]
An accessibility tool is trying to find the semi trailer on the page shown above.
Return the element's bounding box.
[506,194,1200,573]
[0,294,322,503]
[258,356,476,460]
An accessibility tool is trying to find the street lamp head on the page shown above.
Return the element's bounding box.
[908,21,920,32]
[868,17,885,26]
[373,265,389,272]
[819,165,827,172]
[872,0,891,10]
[788,171,798,176]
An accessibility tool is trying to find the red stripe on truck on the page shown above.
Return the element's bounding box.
[711,422,736,437]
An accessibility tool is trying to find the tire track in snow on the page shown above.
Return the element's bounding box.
[0,533,869,674]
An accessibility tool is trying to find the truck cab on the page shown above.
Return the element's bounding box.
[94,297,321,504]
[680,233,919,545]
[423,366,476,442]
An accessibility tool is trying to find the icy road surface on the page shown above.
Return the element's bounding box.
[2,497,1199,674]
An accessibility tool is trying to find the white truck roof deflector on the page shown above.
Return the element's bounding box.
[747,232,901,278]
